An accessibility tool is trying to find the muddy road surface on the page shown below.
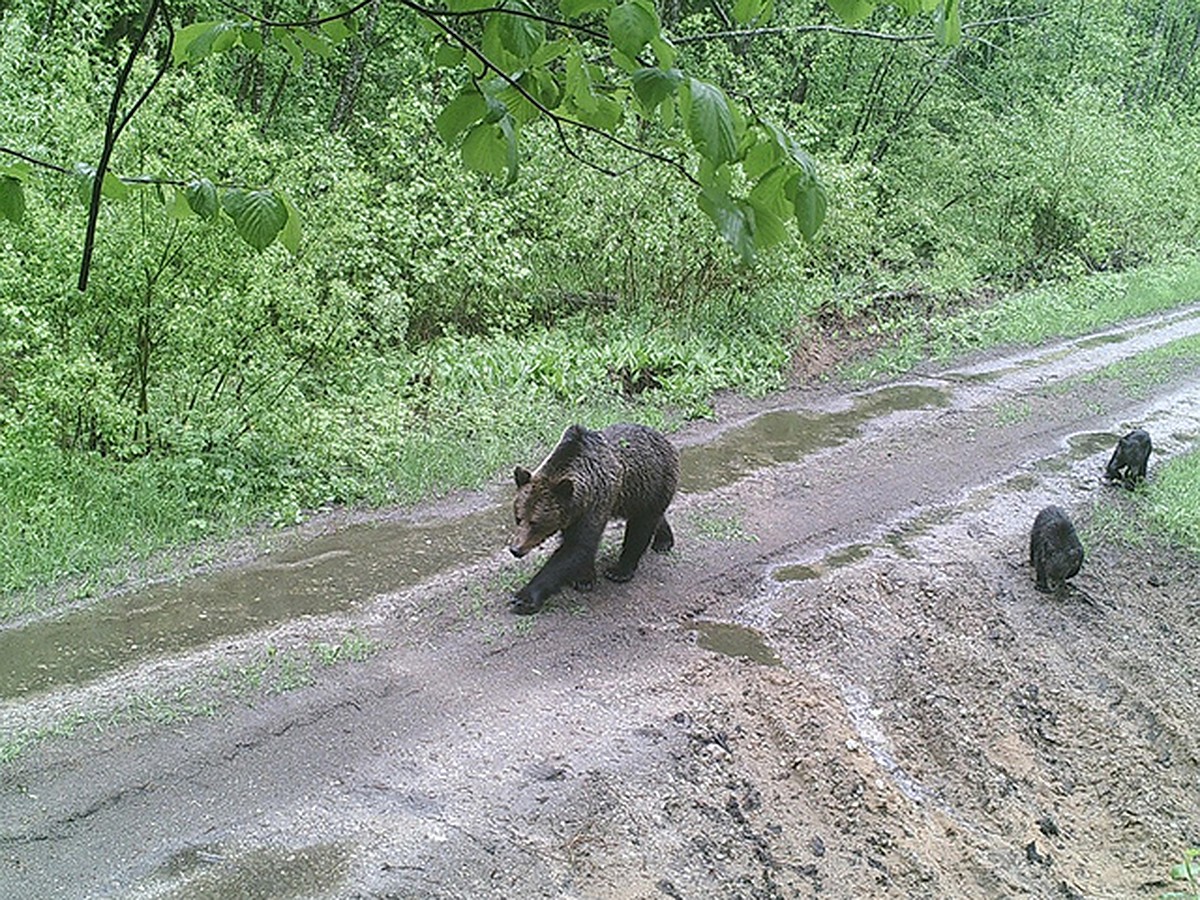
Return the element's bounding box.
[4,307,1200,899]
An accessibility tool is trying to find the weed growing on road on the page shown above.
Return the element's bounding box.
[312,630,378,666]
[1160,847,1200,899]
[993,400,1033,426]
[689,508,759,543]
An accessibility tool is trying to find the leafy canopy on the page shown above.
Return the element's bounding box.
[1,0,962,279]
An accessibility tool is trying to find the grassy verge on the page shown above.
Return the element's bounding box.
[841,253,1200,384]
[0,629,379,766]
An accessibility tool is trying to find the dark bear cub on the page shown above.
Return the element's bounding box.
[1104,428,1151,488]
[1029,505,1084,594]
[509,423,679,615]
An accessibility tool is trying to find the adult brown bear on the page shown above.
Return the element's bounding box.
[508,423,678,615]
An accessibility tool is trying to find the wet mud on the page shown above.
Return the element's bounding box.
[3,305,1200,900]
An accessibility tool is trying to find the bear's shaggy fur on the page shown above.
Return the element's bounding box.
[509,423,678,614]
[1029,505,1084,594]
[1104,428,1152,488]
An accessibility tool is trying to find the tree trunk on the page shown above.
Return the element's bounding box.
[329,0,382,134]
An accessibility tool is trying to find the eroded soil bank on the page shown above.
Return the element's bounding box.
[3,307,1200,899]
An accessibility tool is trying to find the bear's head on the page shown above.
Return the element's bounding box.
[510,466,574,557]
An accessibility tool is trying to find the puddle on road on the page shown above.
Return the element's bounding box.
[773,543,872,582]
[0,504,508,699]
[688,620,781,666]
[1067,431,1119,458]
[681,384,949,492]
[150,841,351,898]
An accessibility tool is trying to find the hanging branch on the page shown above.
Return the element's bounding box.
[78,0,174,292]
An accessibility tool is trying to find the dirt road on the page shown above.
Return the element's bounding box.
[3,307,1200,899]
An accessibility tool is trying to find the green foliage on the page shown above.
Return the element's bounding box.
[1147,451,1200,555]
[1161,849,1200,899]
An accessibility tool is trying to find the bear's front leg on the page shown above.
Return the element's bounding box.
[510,522,603,614]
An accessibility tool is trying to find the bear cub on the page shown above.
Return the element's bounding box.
[1104,428,1151,488]
[1029,505,1084,594]
[509,423,679,615]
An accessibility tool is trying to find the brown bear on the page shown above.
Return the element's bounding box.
[1029,505,1084,594]
[508,423,679,614]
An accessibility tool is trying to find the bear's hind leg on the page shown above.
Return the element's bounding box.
[607,515,660,583]
[651,517,673,553]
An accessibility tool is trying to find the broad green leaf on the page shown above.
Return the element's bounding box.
[0,161,31,181]
[185,178,219,219]
[277,191,302,254]
[684,79,739,166]
[71,163,126,204]
[826,0,874,25]
[497,1,545,61]
[447,0,497,10]
[632,67,682,112]
[172,21,225,65]
[565,46,597,113]
[650,35,676,68]
[747,196,790,248]
[211,23,243,54]
[100,172,129,200]
[698,187,755,264]
[482,16,521,72]
[221,188,288,252]
[607,0,659,60]
[461,122,508,176]
[274,27,304,72]
[294,28,333,58]
[167,188,194,220]
[72,162,96,206]
[732,0,772,26]
[436,90,487,144]
[935,0,961,46]
[435,43,465,68]
[572,93,623,130]
[321,18,352,43]
[761,121,816,178]
[560,0,613,16]
[0,176,24,223]
[242,30,263,53]
[789,176,827,240]
[749,165,793,218]
[496,75,544,125]
[532,37,569,67]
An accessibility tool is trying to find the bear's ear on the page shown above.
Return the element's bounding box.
[514,467,532,487]
[562,424,586,445]
[552,477,574,504]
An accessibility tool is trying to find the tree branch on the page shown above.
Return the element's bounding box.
[78,0,173,292]
[399,0,700,187]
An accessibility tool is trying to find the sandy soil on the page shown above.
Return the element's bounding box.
[3,307,1200,900]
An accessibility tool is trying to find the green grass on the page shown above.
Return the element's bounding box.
[1146,450,1200,553]
[842,253,1200,384]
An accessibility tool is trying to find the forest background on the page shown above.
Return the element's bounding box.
[2,0,1200,615]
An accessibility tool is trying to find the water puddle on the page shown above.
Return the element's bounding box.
[772,543,872,582]
[681,384,949,492]
[688,620,781,666]
[147,841,351,898]
[0,505,508,699]
[1067,431,1118,459]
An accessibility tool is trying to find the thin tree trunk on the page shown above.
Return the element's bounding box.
[329,0,382,133]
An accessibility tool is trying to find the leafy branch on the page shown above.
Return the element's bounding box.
[0,0,973,287]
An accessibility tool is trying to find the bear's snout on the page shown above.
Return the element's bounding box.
[509,544,527,558]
